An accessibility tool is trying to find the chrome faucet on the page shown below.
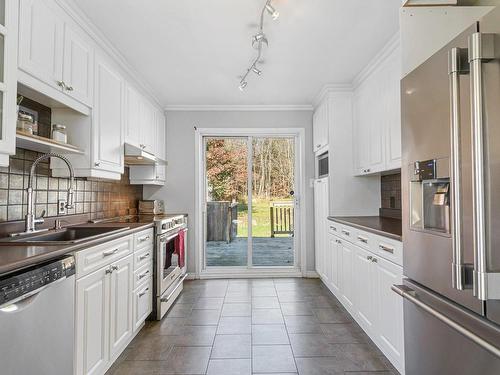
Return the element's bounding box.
[25,153,75,234]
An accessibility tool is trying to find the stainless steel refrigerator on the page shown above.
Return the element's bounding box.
[395,6,500,375]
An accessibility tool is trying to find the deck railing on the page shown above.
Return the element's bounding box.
[270,202,294,238]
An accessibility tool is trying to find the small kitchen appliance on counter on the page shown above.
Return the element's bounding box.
[139,200,165,215]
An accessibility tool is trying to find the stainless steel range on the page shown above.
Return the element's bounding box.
[94,213,188,320]
[153,214,188,320]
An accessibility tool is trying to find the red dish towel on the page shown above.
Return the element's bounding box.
[174,229,186,268]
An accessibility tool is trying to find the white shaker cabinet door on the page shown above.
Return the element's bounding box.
[93,53,124,174]
[353,245,377,335]
[374,256,405,372]
[76,268,110,375]
[125,85,142,147]
[18,0,64,89]
[62,24,94,106]
[140,99,156,154]
[109,255,134,360]
[339,239,355,312]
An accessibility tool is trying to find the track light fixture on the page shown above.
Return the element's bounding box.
[238,0,279,91]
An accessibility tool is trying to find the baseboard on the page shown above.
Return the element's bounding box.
[304,271,320,278]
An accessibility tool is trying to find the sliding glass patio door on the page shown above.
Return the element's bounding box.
[203,135,296,270]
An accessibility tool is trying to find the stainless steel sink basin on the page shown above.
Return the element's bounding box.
[1,226,130,244]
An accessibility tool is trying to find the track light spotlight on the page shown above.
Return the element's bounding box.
[252,66,262,76]
[238,81,248,91]
[265,3,279,20]
[252,32,268,49]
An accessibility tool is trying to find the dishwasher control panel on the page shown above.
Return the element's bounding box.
[0,256,75,307]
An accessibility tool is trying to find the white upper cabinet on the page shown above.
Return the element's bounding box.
[18,0,94,111]
[0,0,18,166]
[92,53,124,174]
[18,0,64,90]
[62,24,94,106]
[139,99,156,154]
[125,84,141,147]
[353,37,401,175]
[313,98,329,154]
[156,109,166,162]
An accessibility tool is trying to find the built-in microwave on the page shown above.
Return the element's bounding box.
[317,152,328,178]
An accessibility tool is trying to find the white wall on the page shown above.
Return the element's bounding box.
[143,110,314,275]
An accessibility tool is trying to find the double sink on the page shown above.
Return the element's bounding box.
[0,226,130,245]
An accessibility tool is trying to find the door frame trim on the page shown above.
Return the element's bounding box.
[194,127,307,278]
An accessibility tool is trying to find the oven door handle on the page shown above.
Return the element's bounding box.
[160,228,188,243]
[161,273,188,302]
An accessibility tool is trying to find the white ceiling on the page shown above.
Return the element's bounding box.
[75,0,401,107]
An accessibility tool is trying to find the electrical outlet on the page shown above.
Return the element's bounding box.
[58,199,67,214]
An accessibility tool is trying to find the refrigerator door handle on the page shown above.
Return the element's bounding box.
[468,32,500,301]
[448,47,471,291]
[392,284,500,358]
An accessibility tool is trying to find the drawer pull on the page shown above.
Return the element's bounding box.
[103,248,119,256]
[330,226,337,231]
[138,287,149,298]
[138,235,151,243]
[341,229,350,236]
[367,255,373,260]
[371,257,378,263]
[357,236,368,244]
[138,270,150,280]
[139,253,150,261]
[379,244,394,254]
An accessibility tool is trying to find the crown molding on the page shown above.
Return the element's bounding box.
[164,104,314,112]
[56,0,163,108]
[352,32,400,89]
[312,83,353,108]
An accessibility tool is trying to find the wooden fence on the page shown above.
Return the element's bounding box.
[270,202,294,238]
[207,201,239,243]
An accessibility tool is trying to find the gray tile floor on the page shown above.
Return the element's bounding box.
[107,278,400,375]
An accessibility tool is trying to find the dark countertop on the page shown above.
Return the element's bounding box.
[328,216,402,241]
[0,222,153,276]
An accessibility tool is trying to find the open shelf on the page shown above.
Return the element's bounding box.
[16,131,85,155]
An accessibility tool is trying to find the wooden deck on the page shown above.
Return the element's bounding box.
[206,237,293,267]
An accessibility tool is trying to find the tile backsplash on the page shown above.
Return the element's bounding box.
[0,148,142,222]
[380,172,401,219]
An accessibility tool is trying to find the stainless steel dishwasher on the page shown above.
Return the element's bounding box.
[0,255,76,375]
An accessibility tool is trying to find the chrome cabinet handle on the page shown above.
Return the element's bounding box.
[392,284,500,358]
[105,267,113,274]
[138,287,149,298]
[66,86,74,91]
[138,235,150,243]
[449,46,470,291]
[112,265,119,271]
[138,270,150,280]
[56,80,66,89]
[103,248,119,256]
[330,226,337,231]
[94,162,101,167]
[366,255,372,261]
[379,244,394,254]
[358,236,368,244]
[371,257,378,263]
[139,253,150,261]
[469,32,500,300]
[341,229,350,236]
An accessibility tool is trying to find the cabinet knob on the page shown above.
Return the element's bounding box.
[66,85,74,92]
[112,265,119,271]
[94,162,101,167]
[371,258,378,263]
[316,144,321,148]
[105,267,113,274]
[56,80,66,89]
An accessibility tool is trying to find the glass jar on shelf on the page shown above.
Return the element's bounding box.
[51,124,67,144]
[17,113,34,135]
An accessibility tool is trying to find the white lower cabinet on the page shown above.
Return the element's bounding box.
[314,178,329,279]
[76,233,153,375]
[321,223,405,374]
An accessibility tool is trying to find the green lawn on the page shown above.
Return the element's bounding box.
[236,198,293,238]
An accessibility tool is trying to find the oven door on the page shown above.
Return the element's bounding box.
[157,231,181,295]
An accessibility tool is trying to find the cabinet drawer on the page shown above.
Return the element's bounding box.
[76,236,133,278]
[134,228,154,250]
[133,277,152,332]
[134,262,152,290]
[373,236,403,266]
[134,245,153,270]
